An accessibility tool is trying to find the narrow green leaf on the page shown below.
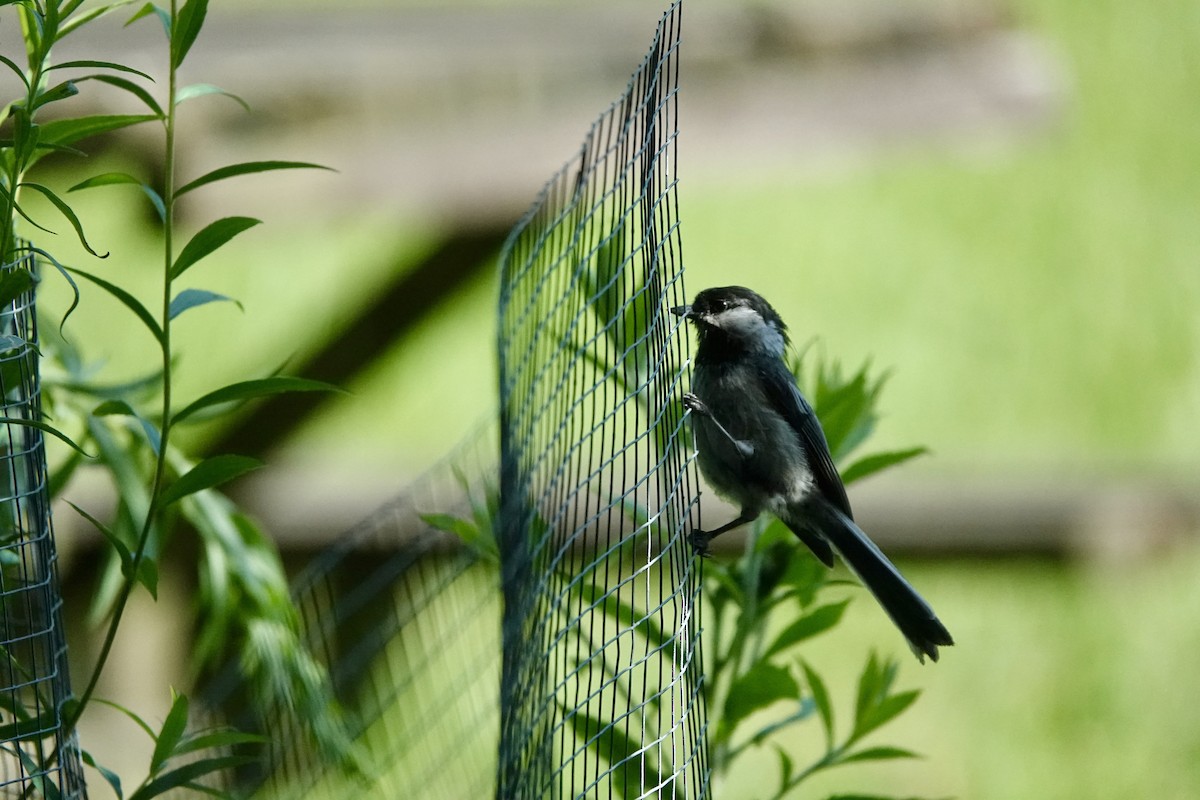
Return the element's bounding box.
[93,399,162,454]
[800,659,835,749]
[840,746,919,764]
[81,74,165,116]
[32,79,80,110]
[127,2,171,37]
[159,455,263,507]
[0,267,35,308]
[0,334,29,353]
[176,160,331,198]
[71,172,167,221]
[170,0,208,69]
[47,59,153,82]
[0,54,31,90]
[841,447,929,485]
[69,266,163,344]
[422,513,496,563]
[94,697,156,739]
[15,749,62,800]
[852,690,920,743]
[19,182,108,256]
[0,715,56,741]
[38,113,158,149]
[174,728,268,757]
[174,83,249,112]
[0,416,94,457]
[168,288,241,320]
[172,376,339,424]
[82,749,124,800]
[25,245,82,331]
[722,662,800,738]
[150,692,190,774]
[774,745,794,790]
[170,216,260,279]
[67,501,134,576]
[765,600,850,657]
[129,755,250,800]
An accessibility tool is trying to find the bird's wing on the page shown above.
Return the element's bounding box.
[759,364,854,519]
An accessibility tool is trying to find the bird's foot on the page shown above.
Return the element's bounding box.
[682,392,709,416]
[688,529,713,557]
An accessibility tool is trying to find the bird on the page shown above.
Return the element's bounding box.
[670,285,953,662]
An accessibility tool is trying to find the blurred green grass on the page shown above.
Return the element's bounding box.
[715,545,1200,800]
[293,0,1200,477]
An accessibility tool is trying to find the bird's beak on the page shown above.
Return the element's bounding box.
[670,304,693,319]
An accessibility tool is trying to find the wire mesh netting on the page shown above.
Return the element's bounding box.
[202,430,504,800]
[495,3,708,797]
[0,252,86,797]
[202,3,705,798]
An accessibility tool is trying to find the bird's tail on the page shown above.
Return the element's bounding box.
[803,504,953,663]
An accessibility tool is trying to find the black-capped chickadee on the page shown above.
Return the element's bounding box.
[672,285,953,662]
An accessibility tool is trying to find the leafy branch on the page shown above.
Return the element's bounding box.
[3,0,349,794]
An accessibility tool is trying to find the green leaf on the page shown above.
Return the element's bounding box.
[800,659,835,749]
[150,692,190,773]
[47,59,154,82]
[176,160,331,198]
[67,501,134,579]
[839,746,919,764]
[0,715,56,741]
[765,600,850,657]
[15,748,62,800]
[69,266,163,344]
[95,697,156,739]
[32,79,80,110]
[19,182,108,257]
[127,2,172,37]
[841,447,929,485]
[170,0,208,69]
[170,216,260,279]
[81,74,165,117]
[172,376,339,424]
[82,749,124,799]
[174,83,249,111]
[168,288,241,320]
[419,511,498,562]
[0,416,94,457]
[774,745,794,791]
[159,455,263,507]
[0,53,30,90]
[721,662,800,738]
[0,266,35,308]
[852,690,920,744]
[38,114,159,149]
[130,755,250,800]
[69,172,166,222]
[93,399,162,454]
[174,727,268,757]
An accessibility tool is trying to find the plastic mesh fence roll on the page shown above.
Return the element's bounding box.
[0,251,87,797]
[495,3,709,798]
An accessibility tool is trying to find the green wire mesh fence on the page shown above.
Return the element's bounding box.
[203,3,706,797]
[495,3,707,797]
[0,251,86,797]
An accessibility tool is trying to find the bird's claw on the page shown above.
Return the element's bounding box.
[688,529,713,557]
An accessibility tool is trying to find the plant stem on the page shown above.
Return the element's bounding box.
[60,0,180,736]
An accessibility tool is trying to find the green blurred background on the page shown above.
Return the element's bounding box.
[24,0,1200,797]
